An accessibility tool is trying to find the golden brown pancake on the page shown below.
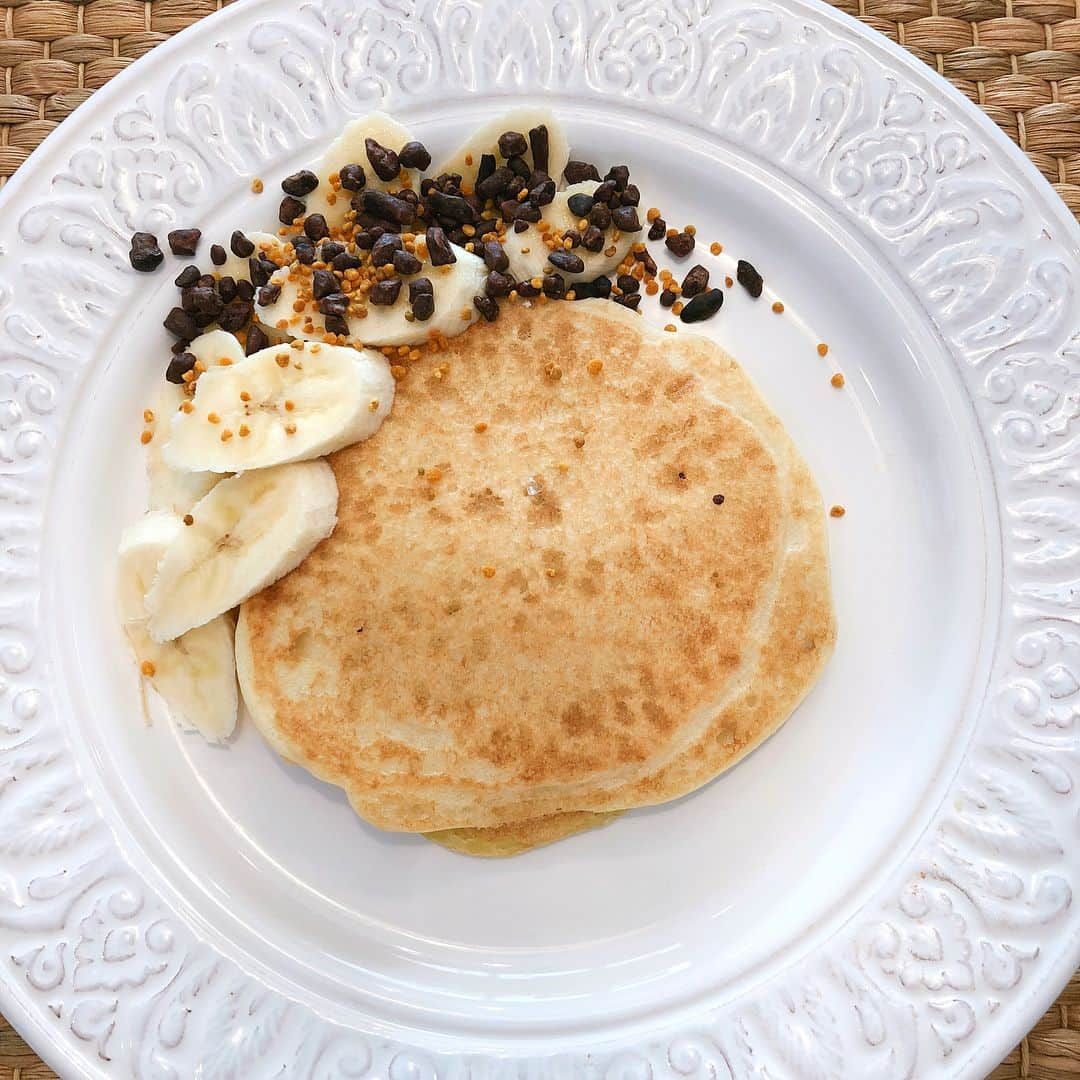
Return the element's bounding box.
[426,810,619,857]
[236,300,835,839]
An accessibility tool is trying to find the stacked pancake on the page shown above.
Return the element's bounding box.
[236,300,836,854]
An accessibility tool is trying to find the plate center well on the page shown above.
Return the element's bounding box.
[49,107,995,1042]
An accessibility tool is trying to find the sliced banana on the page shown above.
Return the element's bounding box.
[304,113,421,228]
[506,182,634,286]
[187,328,246,369]
[146,384,221,514]
[213,232,287,284]
[146,461,339,643]
[433,108,569,187]
[125,619,237,742]
[163,341,394,473]
[256,245,488,347]
[118,511,182,622]
[117,512,238,742]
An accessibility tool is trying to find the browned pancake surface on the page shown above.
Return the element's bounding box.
[237,301,834,832]
[426,810,619,857]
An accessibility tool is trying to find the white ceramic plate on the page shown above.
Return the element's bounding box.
[1,0,1078,1076]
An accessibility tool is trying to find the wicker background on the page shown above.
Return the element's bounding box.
[1,0,1078,1076]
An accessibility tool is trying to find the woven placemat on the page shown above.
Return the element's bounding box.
[1,1,1078,1078]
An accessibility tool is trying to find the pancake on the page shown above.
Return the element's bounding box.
[236,300,836,837]
[426,810,619,857]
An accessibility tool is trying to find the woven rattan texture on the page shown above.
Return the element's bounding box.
[830,0,1080,217]
[0,1,1078,1078]
[0,0,229,183]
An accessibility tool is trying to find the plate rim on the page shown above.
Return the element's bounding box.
[0,0,1077,1076]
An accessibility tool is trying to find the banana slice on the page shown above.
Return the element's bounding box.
[117,512,238,742]
[187,328,246,369]
[212,232,287,284]
[146,461,338,643]
[118,511,182,622]
[163,341,394,473]
[125,619,237,741]
[505,182,635,286]
[304,113,421,229]
[255,246,488,347]
[146,384,221,513]
[433,108,569,188]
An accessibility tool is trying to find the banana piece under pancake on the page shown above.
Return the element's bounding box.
[237,300,836,834]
